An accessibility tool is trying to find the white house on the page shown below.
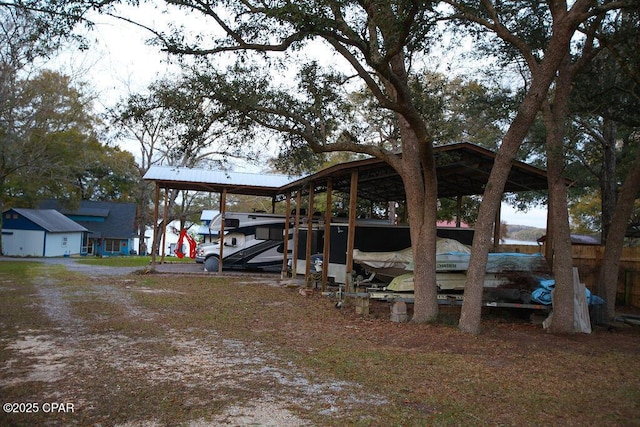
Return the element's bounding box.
[197,209,219,244]
[2,208,88,257]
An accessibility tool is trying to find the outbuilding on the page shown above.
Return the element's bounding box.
[1,208,88,257]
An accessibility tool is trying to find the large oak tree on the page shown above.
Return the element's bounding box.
[91,0,631,332]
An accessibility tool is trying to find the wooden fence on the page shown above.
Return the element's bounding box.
[499,244,640,308]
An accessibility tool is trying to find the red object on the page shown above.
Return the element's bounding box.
[175,229,197,258]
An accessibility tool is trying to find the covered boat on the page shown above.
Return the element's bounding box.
[353,239,553,304]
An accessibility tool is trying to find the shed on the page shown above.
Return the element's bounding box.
[2,208,88,257]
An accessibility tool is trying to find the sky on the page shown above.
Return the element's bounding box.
[51,4,549,230]
[500,204,547,229]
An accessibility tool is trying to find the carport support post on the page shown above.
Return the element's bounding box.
[161,188,169,263]
[218,189,227,273]
[281,190,291,279]
[322,177,332,291]
[292,191,301,277]
[304,183,315,286]
[346,170,358,292]
[151,182,160,268]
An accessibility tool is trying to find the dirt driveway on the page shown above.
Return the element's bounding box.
[0,259,385,426]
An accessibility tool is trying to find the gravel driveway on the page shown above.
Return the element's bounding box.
[0,256,210,276]
[0,257,383,426]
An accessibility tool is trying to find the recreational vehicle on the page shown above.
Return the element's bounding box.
[196,212,292,272]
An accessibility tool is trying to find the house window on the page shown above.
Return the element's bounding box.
[62,237,68,247]
[105,239,121,253]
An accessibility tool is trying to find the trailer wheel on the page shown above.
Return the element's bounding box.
[204,257,220,272]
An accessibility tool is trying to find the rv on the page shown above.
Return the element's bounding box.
[196,212,292,272]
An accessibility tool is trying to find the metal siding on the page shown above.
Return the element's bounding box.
[44,232,84,257]
[2,229,46,256]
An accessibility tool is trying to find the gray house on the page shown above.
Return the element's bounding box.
[39,200,137,256]
[2,208,88,257]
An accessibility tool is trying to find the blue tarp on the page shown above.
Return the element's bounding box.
[531,278,605,306]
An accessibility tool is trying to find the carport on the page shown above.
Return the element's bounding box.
[143,142,549,281]
[279,142,549,288]
[143,166,294,270]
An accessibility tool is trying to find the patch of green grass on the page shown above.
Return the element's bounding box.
[75,256,153,267]
[75,255,195,267]
[0,262,52,332]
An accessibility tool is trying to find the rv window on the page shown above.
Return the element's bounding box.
[256,226,284,241]
[224,218,240,228]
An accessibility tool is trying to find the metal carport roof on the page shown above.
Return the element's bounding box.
[143,165,296,197]
[143,143,550,200]
[279,142,549,200]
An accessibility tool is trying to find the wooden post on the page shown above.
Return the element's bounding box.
[305,183,315,285]
[151,182,160,269]
[322,177,333,291]
[456,195,462,228]
[346,171,358,292]
[218,189,227,273]
[292,191,301,277]
[281,190,291,279]
[161,188,169,263]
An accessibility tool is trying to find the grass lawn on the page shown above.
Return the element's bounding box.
[1,260,638,426]
[74,255,194,267]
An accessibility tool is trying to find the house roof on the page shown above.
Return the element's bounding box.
[9,208,87,233]
[39,200,137,239]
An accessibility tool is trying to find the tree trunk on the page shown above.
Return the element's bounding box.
[599,151,640,319]
[543,57,577,334]
[600,119,618,244]
[458,84,553,334]
[380,50,439,323]
[545,146,576,333]
[458,6,590,334]
[397,117,439,323]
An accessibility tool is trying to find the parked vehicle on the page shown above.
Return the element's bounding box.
[196,212,292,272]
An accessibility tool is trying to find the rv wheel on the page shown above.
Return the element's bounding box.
[204,257,220,272]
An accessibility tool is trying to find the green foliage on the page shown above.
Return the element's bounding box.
[1,69,136,207]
